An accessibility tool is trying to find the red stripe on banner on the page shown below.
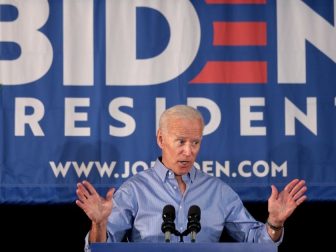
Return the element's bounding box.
[214,22,267,46]
[205,0,266,4]
[190,61,267,84]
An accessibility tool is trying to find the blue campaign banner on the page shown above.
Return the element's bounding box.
[0,0,335,203]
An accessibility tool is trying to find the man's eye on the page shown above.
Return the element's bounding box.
[178,140,184,144]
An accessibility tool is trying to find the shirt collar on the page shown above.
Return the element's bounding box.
[153,157,196,183]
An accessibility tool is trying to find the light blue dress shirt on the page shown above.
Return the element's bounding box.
[85,158,282,251]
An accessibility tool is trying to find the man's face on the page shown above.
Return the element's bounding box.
[157,117,203,175]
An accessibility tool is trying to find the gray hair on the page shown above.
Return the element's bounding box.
[159,105,204,133]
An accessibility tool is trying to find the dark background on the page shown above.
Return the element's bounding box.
[1,201,334,251]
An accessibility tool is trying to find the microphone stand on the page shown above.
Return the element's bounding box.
[173,228,194,242]
[173,230,185,242]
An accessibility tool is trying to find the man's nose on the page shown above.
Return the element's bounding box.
[183,143,192,156]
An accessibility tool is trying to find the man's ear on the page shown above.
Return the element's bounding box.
[157,129,163,149]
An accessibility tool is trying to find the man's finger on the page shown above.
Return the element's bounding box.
[289,180,306,197]
[83,180,99,196]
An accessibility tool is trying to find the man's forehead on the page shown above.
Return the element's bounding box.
[171,132,202,140]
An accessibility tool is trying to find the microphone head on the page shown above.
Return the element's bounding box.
[162,204,176,222]
[161,204,176,235]
[188,205,201,221]
[187,205,201,234]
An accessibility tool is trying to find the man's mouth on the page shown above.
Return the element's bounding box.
[179,161,190,166]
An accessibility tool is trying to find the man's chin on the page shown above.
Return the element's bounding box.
[174,166,192,175]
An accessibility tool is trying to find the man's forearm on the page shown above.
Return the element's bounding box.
[89,222,107,243]
[266,219,284,242]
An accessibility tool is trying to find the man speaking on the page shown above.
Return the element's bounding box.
[76,105,307,251]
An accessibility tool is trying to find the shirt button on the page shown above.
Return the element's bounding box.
[179,205,182,209]
[173,186,177,190]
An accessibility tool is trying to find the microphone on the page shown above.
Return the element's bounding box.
[187,205,201,242]
[161,204,176,242]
